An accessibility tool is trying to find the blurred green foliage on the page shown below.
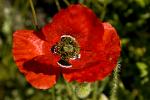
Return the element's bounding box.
[0,0,150,100]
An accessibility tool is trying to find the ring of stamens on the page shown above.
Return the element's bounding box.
[51,35,80,68]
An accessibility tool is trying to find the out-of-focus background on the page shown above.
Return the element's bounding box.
[0,0,150,100]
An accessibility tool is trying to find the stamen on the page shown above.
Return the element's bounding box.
[70,54,81,60]
[51,45,57,53]
[51,34,80,68]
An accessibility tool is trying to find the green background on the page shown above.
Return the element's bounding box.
[0,0,150,100]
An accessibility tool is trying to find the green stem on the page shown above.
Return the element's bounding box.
[110,62,121,100]
[52,87,56,100]
[92,81,98,100]
[28,0,38,29]
[65,82,78,100]
[100,0,108,20]
[98,77,109,94]
[55,0,61,11]
[63,0,70,6]
[22,1,29,18]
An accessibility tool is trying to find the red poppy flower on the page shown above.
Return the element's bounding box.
[13,4,121,89]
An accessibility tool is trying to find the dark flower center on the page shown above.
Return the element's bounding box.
[51,35,80,68]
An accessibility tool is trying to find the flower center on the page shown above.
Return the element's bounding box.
[63,44,74,52]
[51,35,80,68]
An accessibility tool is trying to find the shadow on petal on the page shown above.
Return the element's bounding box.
[22,55,60,89]
[23,55,60,76]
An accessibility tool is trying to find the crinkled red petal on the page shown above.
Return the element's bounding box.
[62,22,121,82]
[68,50,95,69]
[24,55,60,89]
[13,30,60,89]
[13,30,51,73]
[42,4,104,50]
[25,72,56,89]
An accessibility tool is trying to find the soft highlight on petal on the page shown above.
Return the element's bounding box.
[13,30,51,73]
[13,30,49,72]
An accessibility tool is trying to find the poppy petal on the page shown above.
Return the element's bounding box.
[68,50,94,69]
[13,30,51,73]
[62,22,121,82]
[25,72,56,89]
[24,55,60,89]
[42,4,104,49]
[13,30,60,89]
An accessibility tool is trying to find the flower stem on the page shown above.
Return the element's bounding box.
[65,82,78,100]
[110,61,121,100]
[63,0,70,6]
[98,77,109,94]
[55,0,61,11]
[100,0,108,20]
[92,81,98,100]
[28,0,39,29]
[52,87,56,100]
